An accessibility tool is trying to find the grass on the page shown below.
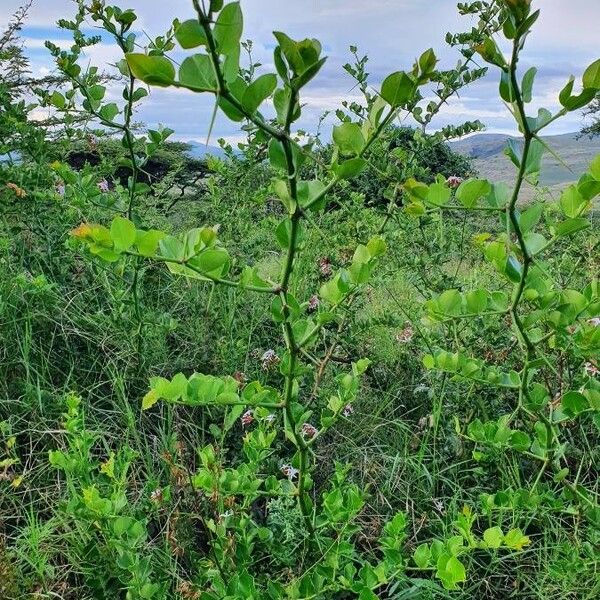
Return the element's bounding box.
[1,146,599,598]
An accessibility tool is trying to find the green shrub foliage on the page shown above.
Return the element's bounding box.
[1,0,599,598]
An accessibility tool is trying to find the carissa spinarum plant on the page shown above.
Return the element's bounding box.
[66,0,536,597]
[403,0,600,532]
[46,1,176,364]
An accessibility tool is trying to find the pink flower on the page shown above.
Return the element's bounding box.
[395,323,414,344]
[584,362,599,377]
[241,410,254,426]
[97,179,109,193]
[301,422,318,439]
[261,349,280,370]
[307,295,320,312]
[319,257,333,277]
[281,464,299,480]
[446,176,463,189]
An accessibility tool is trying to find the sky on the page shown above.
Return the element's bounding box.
[2,0,600,144]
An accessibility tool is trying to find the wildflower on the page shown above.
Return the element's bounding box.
[307,294,320,312]
[584,362,599,377]
[150,488,163,503]
[241,410,254,426]
[265,414,276,424]
[55,182,65,197]
[6,182,26,198]
[233,371,247,386]
[446,175,463,189]
[301,422,318,439]
[588,317,600,327]
[280,464,299,480]
[395,323,414,343]
[342,404,354,417]
[261,349,280,370]
[319,256,333,277]
[97,178,110,193]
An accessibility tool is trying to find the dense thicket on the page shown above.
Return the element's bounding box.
[1,1,599,599]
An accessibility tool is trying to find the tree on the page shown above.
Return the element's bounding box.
[580,92,600,138]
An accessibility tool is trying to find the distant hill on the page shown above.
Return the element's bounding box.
[451,133,600,197]
[184,141,228,159]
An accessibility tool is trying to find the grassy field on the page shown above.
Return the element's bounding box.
[452,133,600,201]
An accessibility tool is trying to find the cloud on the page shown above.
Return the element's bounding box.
[2,0,599,139]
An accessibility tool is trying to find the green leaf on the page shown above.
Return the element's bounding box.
[413,543,431,568]
[559,76,596,111]
[525,138,544,178]
[562,391,588,417]
[521,67,537,103]
[582,58,600,89]
[466,289,488,313]
[483,526,504,549]
[590,154,600,180]
[554,217,590,238]
[175,19,207,49]
[126,54,175,87]
[456,178,491,208]
[333,122,365,156]
[214,2,243,55]
[141,389,159,410]
[427,181,451,206]
[179,54,218,92]
[190,248,229,275]
[560,184,588,218]
[519,203,543,233]
[334,157,367,179]
[135,230,165,257]
[99,103,119,122]
[437,555,466,590]
[503,528,530,550]
[242,73,277,114]
[49,91,65,109]
[298,179,326,211]
[438,289,462,316]
[380,71,415,107]
[110,216,136,252]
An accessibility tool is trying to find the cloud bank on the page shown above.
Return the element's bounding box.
[2,0,599,141]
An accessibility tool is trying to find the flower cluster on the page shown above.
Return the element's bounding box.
[301,422,318,439]
[280,464,299,480]
[261,349,280,370]
[395,323,414,344]
[446,175,464,189]
[241,410,254,426]
[318,257,333,277]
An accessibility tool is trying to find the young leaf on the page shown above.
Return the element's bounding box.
[126,54,175,87]
[214,2,243,55]
[483,526,503,549]
[179,55,218,92]
[110,216,136,252]
[175,19,207,49]
[560,185,588,218]
[582,58,600,89]
[456,179,491,208]
[333,122,365,156]
[380,71,415,107]
[242,73,277,114]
